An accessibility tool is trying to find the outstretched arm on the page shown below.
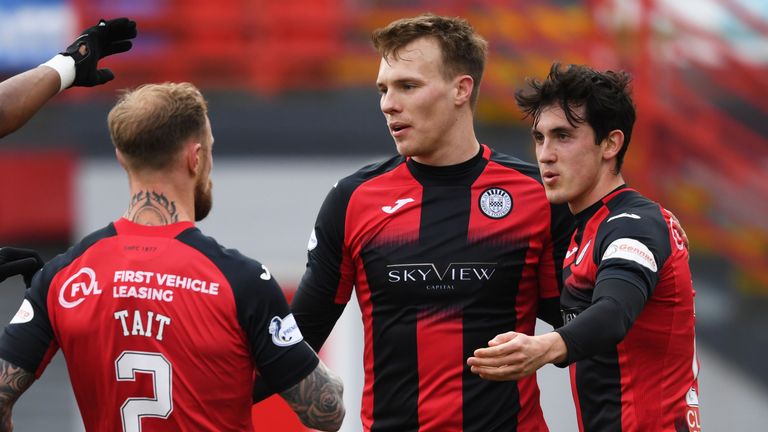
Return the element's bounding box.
[0,68,60,138]
[279,359,345,432]
[468,278,647,380]
[0,358,34,432]
[0,17,137,138]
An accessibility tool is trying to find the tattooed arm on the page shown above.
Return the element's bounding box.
[279,359,345,431]
[0,358,34,432]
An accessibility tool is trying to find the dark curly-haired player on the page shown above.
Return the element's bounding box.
[469,63,701,432]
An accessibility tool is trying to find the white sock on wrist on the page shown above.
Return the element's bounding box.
[40,54,76,92]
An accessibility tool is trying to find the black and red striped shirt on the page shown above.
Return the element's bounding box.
[557,187,701,431]
[292,144,573,432]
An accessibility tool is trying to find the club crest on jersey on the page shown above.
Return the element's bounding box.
[479,187,512,219]
[268,314,303,347]
[59,267,102,308]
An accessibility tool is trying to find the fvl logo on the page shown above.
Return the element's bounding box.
[59,267,102,309]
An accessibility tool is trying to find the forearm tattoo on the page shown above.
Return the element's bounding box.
[125,190,179,225]
[0,358,34,432]
[280,363,345,431]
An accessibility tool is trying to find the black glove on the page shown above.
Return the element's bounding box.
[61,17,137,87]
[0,247,44,288]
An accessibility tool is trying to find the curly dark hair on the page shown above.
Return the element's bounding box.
[371,13,488,109]
[515,63,636,172]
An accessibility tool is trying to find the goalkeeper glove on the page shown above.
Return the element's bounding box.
[0,247,44,288]
[42,17,137,91]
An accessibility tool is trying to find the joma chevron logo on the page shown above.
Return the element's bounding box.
[382,198,415,214]
[386,262,497,282]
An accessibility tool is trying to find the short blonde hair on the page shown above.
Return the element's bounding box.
[108,82,208,170]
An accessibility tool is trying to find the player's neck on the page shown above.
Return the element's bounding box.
[569,173,625,214]
[412,116,480,166]
[123,181,195,225]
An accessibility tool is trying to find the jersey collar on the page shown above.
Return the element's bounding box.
[114,218,195,238]
[574,184,632,225]
[406,144,488,185]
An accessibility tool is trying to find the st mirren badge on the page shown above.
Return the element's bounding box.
[479,187,512,219]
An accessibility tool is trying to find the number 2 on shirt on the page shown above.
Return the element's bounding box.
[115,351,173,432]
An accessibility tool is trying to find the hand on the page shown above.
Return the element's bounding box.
[0,247,44,287]
[666,209,689,251]
[61,18,137,87]
[467,331,566,381]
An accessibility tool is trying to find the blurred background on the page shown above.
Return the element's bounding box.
[0,0,766,430]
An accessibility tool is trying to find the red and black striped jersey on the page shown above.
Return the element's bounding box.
[0,218,318,432]
[292,145,573,432]
[559,187,700,432]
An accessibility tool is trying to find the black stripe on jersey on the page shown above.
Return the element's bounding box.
[576,346,622,431]
[366,272,419,432]
[420,163,479,432]
[490,150,575,327]
[0,223,117,374]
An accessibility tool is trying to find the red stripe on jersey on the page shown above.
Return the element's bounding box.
[601,187,634,205]
[334,251,356,304]
[416,307,463,432]
[468,160,551,245]
[344,163,423,430]
[356,268,376,431]
[570,365,586,432]
[481,143,492,160]
[661,205,700,431]
[345,163,422,251]
[34,341,59,379]
[516,242,548,429]
[517,240,545,335]
[617,342,639,429]
[536,234,560,301]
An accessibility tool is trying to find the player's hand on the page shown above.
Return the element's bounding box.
[0,247,44,287]
[61,18,137,87]
[467,331,566,381]
[666,209,690,251]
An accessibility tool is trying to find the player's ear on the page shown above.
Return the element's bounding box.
[454,75,474,107]
[115,148,128,170]
[602,129,624,161]
[185,141,203,176]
